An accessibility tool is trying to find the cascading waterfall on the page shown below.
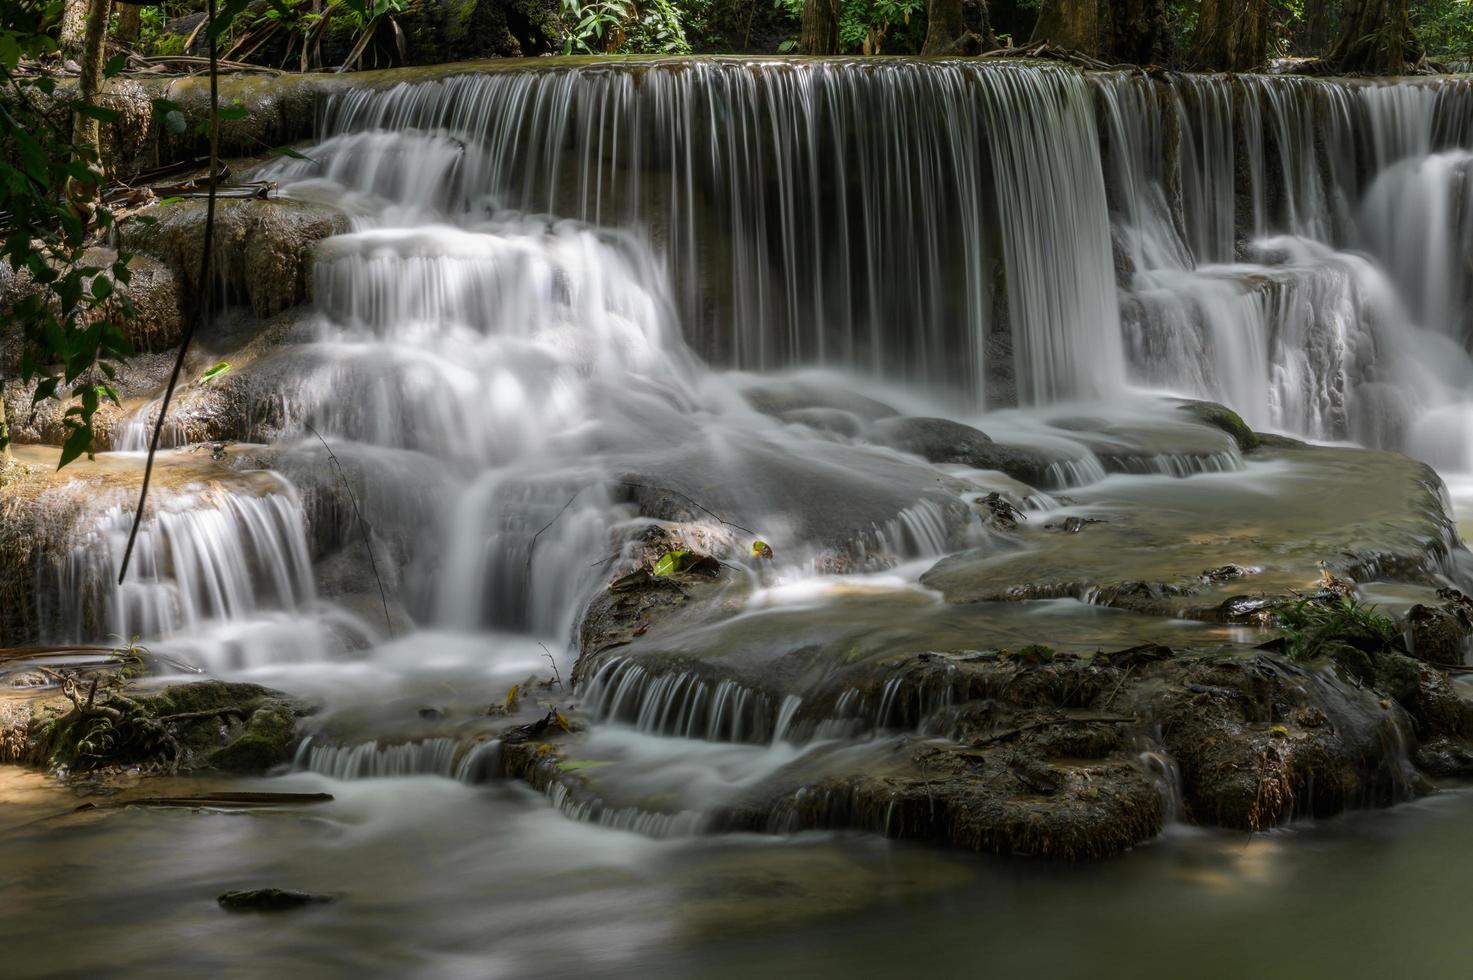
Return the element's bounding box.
[37,475,367,671]
[1095,70,1473,452]
[277,60,1125,404]
[29,59,1473,847]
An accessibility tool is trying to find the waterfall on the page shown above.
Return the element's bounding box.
[270,59,1126,405]
[38,475,347,667]
[37,58,1473,673]
[1093,70,1473,453]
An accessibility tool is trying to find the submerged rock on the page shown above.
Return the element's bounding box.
[607,432,976,573]
[869,416,994,461]
[922,442,1459,617]
[556,478,1473,855]
[737,377,898,421]
[865,416,1077,489]
[218,888,334,912]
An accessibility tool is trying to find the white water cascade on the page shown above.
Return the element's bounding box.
[14,58,1473,852]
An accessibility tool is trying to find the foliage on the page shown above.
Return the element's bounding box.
[774,0,926,54]
[1,1,136,466]
[1414,0,1473,62]
[839,0,925,54]
[561,0,694,55]
[1275,595,1400,661]
[624,0,693,54]
[562,0,631,53]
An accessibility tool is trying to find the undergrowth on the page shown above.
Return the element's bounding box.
[1276,595,1399,661]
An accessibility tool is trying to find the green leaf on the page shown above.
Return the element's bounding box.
[199,361,232,384]
[91,275,113,301]
[0,34,21,73]
[104,54,128,78]
[57,424,93,470]
[557,760,615,771]
[217,104,250,122]
[652,550,692,577]
[274,146,313,161]
[31,376,60,405]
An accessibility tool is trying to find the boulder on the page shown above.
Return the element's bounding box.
[1173,398,1260,452]
[121,199,346,319]
[1404,600,1472,666]
[869,416,993,461]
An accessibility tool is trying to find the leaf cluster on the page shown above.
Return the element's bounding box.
[1275,595,1400,661]
[2,2,138,466]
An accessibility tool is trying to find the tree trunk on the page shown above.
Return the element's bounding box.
[60,0,91,56]
[1103,0,1169,64]
[1030,0,1100,57]
[922,0,966,54]
[1,395,9,460]
[1191,0,1267,71]
[1328,0,1416,74]
[115,3,142,45]
[1300,0,1331,55]
[799,0,840,54]
[69,0,112,198]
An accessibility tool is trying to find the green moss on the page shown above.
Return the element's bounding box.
[1174,399,1259,452]
[205,701,299,772]
[27,679,308,775]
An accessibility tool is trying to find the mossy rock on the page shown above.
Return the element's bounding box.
[23,679,311,775]
[1173,399,1259,452]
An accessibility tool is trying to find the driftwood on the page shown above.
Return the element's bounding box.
[75,792,334,811]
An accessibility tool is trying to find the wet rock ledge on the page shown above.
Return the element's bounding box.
[498,429,1473,861]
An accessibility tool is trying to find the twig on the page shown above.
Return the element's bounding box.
[1102,665,1136,709]
[970,715,1136,748]
[303,421,393,635]
[615,481,756,536]
[537,642,565,692]
[525,491,579,580]
[117,0,223,586]
[915,748,936,822]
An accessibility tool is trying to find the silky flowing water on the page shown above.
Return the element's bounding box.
[8,58,1473,975]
